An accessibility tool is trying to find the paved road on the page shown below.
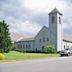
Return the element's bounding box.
[0,57,72,72]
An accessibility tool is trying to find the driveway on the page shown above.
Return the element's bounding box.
[0,57,72,72]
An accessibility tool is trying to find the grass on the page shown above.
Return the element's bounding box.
[0,51,60,63]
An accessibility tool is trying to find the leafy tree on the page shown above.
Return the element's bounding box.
[0,20,12,53]
[46,45,56,53]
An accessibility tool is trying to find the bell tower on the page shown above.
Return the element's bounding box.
[49,8,63,52]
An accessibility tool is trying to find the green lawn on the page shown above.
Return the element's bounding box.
[0,51,60,63]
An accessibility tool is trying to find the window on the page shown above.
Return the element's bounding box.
[23,45,25,48]
[26,44,27,48]
[40,38,41,43]
[42,46,45,51]
[20,45,22,48]
[52,16,55,24]
[47,38,49,41]
[64,45,65,49]
[65,48,69,50]
[18,45,20,48]
[59,17,61,24]
[29,44,30,48]
[43,37,45,42]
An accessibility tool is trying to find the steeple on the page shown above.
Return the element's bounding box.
[49,8,63,52]
[49,8,62,16]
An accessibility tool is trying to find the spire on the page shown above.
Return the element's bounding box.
[49,8,62,15]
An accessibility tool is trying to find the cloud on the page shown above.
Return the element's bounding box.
[30,13,48,26]
[0,0,72,36]
[24,0,67,13]
[5,16,41,36]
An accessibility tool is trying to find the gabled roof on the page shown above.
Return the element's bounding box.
[63,33,72,42]
[11,27,72,43]
[10,32,24,42]
[10,32,34,42]
[35,26,49,38]
[18,37,34,42]
[49,8,63,16]
[16,26,49,42]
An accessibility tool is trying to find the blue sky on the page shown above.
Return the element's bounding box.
[0,0,72,36]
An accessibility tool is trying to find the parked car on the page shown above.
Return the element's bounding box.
[60,48,72,56]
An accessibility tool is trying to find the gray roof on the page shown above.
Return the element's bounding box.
[49,8,63,15]
[63,33,72,42]
[19,33,72,42]
[10,32,25,42]
[10,32,34,42]
[19,37,34,41]
[10,29,72,43]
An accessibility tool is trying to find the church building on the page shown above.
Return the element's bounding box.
[15,8,72,52]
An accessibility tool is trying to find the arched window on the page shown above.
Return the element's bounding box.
[52,16,55,24]
[20,45,22,48]
[40,38,41,43]
[26,44,27,48]
[42,46,45,51]
[23,45,25,48]
[29,44,30,48]
[64,45,65,49]
[47,38,49,41]
[59,17,61,24]
[18,45,20,48]
[43,37,45,42]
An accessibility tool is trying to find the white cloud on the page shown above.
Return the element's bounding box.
[1,0,72,35]
[24,0,67,13]
[16,20,41,35]
[6,16,41,36]
[23,0,72,35]
[0,11,4,18]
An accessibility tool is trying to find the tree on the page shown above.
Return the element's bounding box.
[0,20,12,53]
[46,45,56,53]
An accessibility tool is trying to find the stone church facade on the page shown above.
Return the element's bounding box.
[15,8,72,52]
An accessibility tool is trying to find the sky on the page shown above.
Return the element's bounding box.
[0,0,72,36]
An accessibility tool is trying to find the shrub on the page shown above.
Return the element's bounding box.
[0,53,5,60]
[46,45,56,53]
[5,48,10,53]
